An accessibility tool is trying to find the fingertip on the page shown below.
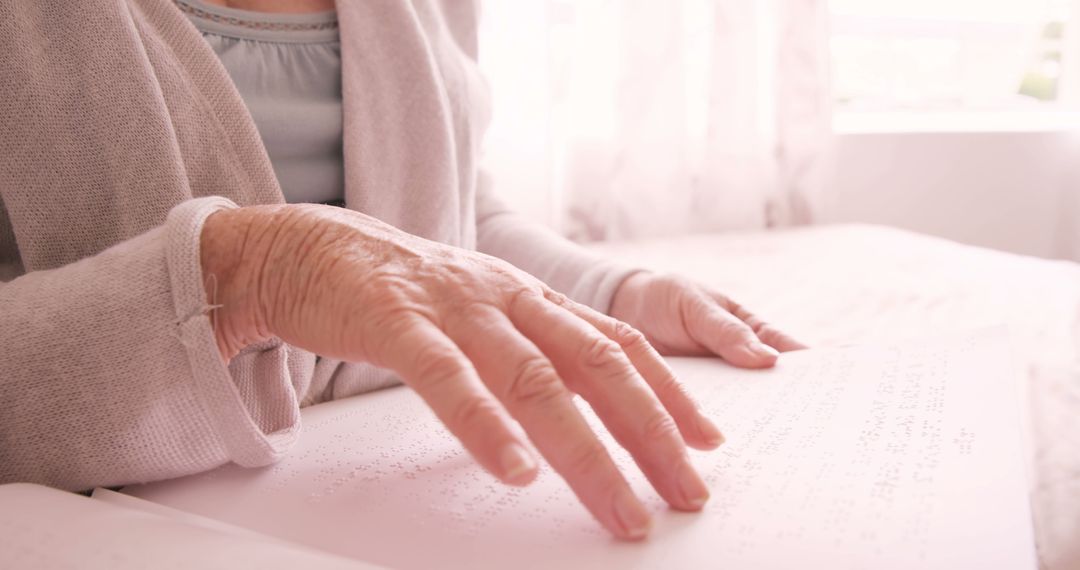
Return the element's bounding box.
[498,442,539,486]
[782,339,810,352]
[724,343,778,369]
[760,330,809,353]
[612,487,652,541]
[753,342,780,361]
[674,460,710,512]
[687,440,724,451]
[501,466,540,487]
[690,414,725,450]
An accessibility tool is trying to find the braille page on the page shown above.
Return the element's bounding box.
[125,328,1037,570]
[0,483,381,569]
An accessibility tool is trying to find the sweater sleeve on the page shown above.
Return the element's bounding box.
[434,0,638,313]
[475,171,641,314]
[0,197,308,491]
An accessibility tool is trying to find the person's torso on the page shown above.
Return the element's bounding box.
[179,0,346,206]
[0,0,491,275]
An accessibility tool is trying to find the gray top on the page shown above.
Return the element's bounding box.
[179,0,345,205]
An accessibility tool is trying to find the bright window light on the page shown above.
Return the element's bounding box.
[830,0,1076,111]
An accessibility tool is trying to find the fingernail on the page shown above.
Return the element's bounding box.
[698,414,725,448]
[613,487,652,540]
[677,460,710,510]
[751,343,780,360]
[498,443,537,484]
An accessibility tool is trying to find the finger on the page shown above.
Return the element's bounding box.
[681,289,780,368]
[446,303,653,540]
[552,293,724,452]
[510,293,711,514]
[714,294,808,352]
[378,314,538,486]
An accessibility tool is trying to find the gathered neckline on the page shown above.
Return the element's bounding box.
[176,0,339,43]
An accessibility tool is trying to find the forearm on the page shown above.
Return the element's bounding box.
[474,176,640,314]
[0,198,306,490]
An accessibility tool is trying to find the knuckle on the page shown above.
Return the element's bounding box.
[449,395,500,433]
[611,320,650,352]
[671,379,696,404]
[412,346,466,386]
[752,320,777,337]
[751,319,777,338]
[374,307,417,339]
[654,368,687,396]
[506,356,566,405]
[716,316,753,337]
[564,441,609,477]
[544,289,569,306]
[737,309,765,330]
[362,270,416,307]
[580,335,624,369]
[506,286,546,315]
[363,309,419,361]
[641,411,680,442]
[731,305,758,325]
[444,302,497,336]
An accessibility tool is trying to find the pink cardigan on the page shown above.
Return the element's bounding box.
[0,0,633,490]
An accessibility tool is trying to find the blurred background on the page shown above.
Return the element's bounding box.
[477,0,1080,262]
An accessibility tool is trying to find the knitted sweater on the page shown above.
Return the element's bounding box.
[0,0,634,490]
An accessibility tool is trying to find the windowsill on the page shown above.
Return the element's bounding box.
[834,110,1080,135]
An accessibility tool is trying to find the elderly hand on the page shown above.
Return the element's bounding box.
[200,204,725,540]
[610,272,806,367]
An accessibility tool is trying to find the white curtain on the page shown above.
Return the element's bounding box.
[479,0,833,241]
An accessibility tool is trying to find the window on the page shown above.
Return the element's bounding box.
[831,0,1076,112]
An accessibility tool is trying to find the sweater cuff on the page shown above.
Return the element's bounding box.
[567,261,644,316]
[164,197,301,468]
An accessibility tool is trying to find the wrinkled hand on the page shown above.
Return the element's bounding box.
[200,205,725,540]
[610,272,805,367]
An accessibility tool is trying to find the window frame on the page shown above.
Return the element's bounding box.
[829,2,1080,132]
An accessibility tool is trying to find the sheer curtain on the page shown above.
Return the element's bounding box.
[478,0,833,241]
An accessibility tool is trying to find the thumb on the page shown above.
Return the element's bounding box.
[682,291,779,369]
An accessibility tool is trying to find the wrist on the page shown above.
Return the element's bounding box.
[199,206,277,360]
[609,270,653,324]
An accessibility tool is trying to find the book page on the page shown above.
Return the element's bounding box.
[125,328,1036,570]
[0,483,380,569]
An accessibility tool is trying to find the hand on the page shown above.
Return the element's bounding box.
[200,205,725,540]
[609,272,806,367]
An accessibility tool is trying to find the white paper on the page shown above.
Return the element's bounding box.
[125,328,1037,570]
[0,483,380,569]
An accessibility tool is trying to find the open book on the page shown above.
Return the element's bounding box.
[0,484,380,569]
[1,329,1036,569]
